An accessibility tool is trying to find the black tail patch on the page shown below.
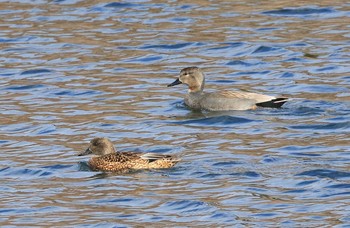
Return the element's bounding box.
[256,98,288,108]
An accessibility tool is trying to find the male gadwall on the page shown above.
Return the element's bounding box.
[167,66,288,111]
[79,138,180,172]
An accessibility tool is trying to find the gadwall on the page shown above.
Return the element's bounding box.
[168,66,288,111]
[79,138,180,172]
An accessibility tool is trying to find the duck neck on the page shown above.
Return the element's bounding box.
[188,77,205,94]
[104,146,117,155]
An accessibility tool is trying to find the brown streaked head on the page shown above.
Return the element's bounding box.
[79,137,116,156]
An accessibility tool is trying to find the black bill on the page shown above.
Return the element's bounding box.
[78,147,93,156]
[167,78,182,87]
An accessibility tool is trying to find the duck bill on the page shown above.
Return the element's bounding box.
[167,78,182,87]
[78,147,93,156]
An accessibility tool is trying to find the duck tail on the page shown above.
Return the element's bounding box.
[256,97,288,108]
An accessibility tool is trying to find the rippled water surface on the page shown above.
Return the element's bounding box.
[1,0,350,226]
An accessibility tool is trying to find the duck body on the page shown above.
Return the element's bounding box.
[79,138,179,172]
[168,67,288,111]
[88,152,178,172]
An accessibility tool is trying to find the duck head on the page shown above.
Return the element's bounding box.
[168,66,205,93]
[79,137,116,156]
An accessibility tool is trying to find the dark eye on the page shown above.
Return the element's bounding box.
[92,140,100,146]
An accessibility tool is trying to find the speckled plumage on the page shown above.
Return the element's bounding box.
[79,138,179,172]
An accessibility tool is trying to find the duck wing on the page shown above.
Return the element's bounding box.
[100,152,141,163]
[218,91,288,108]
[218,90,276,103]
[140,153,180,163]
[199,90,287,111]
[200,91,257,111]
[111,152,180,163]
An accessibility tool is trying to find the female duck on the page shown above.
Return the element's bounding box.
[168,66,288,111]
[79,138,180,172]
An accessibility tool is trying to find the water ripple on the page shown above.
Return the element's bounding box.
[173,115,256,126]
[290,121,350,131]
[297,169,350,180]
[21,69,51,75]
[263,7,335,17]
[0,167,52,178]
[104,2,138,9]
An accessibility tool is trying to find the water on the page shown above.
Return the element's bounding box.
[0,0,349,226]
